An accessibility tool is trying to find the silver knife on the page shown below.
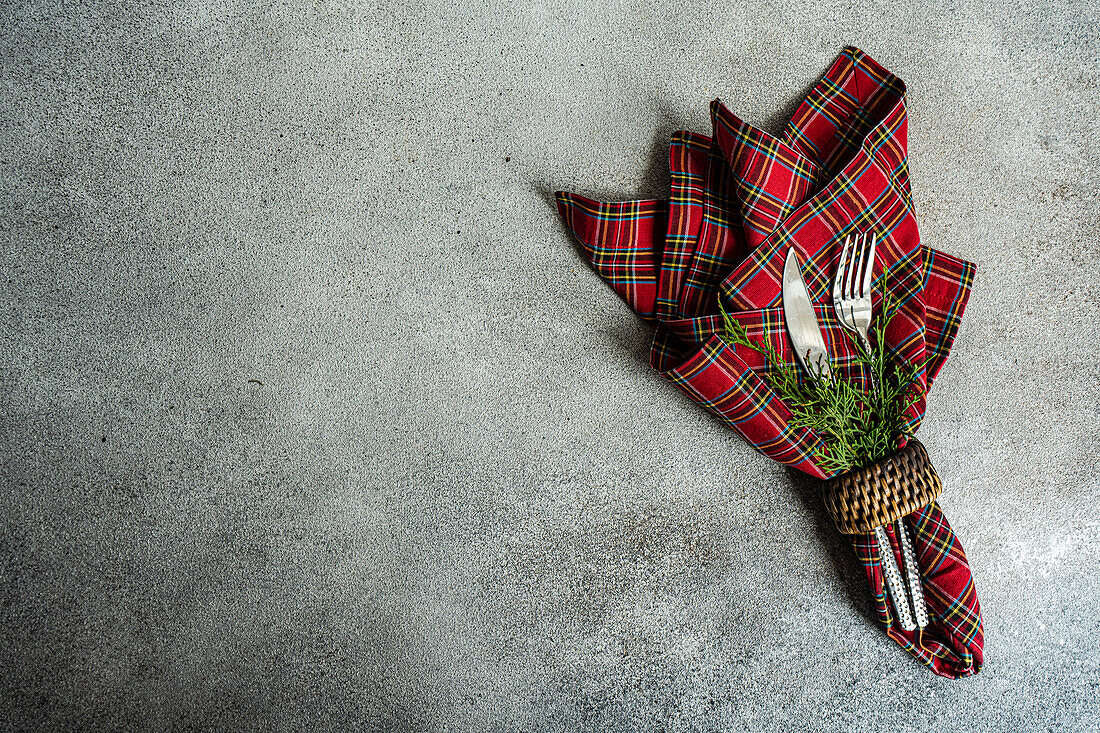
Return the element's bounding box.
[782,248,832,380]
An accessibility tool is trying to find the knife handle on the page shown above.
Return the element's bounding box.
[874,525,916,631]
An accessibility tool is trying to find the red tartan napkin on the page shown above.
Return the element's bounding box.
[556,47,983,678]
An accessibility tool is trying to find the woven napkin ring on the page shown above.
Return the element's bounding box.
[822,439,943,535]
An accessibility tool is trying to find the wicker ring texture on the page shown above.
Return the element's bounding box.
[822,438,943,534]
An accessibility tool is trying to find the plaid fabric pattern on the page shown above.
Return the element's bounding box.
[852,502,983,677]
[556,47,983,678]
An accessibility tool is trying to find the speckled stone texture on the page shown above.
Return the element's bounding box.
[1,1,1097,730]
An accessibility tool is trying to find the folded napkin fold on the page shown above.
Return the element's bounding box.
[556,47,982,678]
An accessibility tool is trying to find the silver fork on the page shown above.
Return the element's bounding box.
[832,232,877,354]
[832,231,929,631]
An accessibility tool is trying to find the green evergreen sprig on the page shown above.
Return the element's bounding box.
[718,292,925,475]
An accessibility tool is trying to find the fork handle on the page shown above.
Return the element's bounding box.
[895,518,930,628]
[874,525,916,631]
[857,332,879,394]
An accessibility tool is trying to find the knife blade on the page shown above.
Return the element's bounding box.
[782,247,832,380]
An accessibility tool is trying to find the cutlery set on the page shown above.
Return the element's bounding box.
[782,233,930,631]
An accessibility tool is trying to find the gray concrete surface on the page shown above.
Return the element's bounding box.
[1,1,1098,730]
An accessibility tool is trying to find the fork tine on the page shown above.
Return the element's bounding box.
[843,232,860,299]
[856,231,870,296]
[852,232,868,298]
[834,235,851,304]
[861,232,877,297]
